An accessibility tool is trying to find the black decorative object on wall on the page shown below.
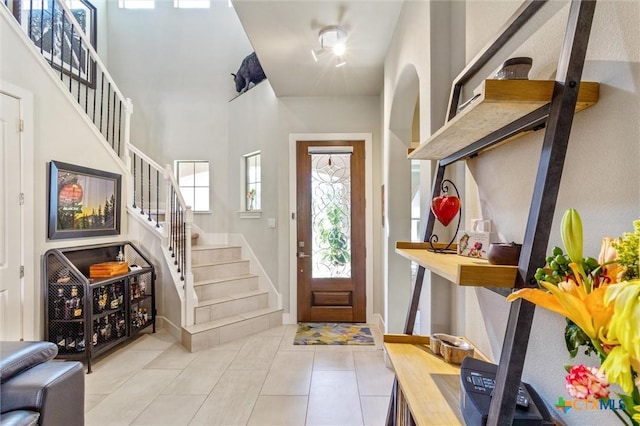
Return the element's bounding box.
[232,52,267,93]
[48,161,121,240]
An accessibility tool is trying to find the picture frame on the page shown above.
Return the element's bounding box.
[20,0,97,88]
[48,161,121,240]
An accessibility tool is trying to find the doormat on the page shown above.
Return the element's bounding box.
[293,323,375,345]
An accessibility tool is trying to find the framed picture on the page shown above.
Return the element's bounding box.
[20,0,97,87]
[48,161,121,240]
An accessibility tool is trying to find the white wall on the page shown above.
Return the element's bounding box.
[105,0,253,233]
[385,0,639,424]
[382,1,466,333]
[277,96,382,317]
[227,81,279,282]
[103,2,384,322]
[1,5,129,338]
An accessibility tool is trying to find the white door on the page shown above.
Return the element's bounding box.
[0,92,24,341]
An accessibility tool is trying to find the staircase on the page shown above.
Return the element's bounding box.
[182,244,282,352]
[4,0,283,351]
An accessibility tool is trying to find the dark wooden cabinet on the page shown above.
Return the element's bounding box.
[43,242,155,373]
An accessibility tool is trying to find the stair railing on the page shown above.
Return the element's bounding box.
[16,0,132,159]
[126,147,195,326]
[9,0,195,326]
[164,165,196,326]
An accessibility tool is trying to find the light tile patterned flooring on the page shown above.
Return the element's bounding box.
[84,324,394,426]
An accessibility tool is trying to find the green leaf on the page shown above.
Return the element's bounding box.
[564,320,596,359]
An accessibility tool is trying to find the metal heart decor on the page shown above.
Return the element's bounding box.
[431,195,460,226]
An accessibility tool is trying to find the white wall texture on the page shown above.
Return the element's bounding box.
[1,5,129,338]
[385,0,639,424]
[105,0,253,233]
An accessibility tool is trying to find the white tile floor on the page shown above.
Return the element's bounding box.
[84,324,394,426]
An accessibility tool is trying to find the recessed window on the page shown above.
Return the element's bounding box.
[119,0,155,9]
[174,0,210,8]
[244,152,261,211]
[176,161,210,212]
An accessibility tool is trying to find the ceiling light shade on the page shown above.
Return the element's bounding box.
[312,25,348,65]
[319,25,347,50]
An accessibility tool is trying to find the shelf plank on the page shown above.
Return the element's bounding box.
[409,79,599,160]
[385,335,491,425]
[395,241,517,288]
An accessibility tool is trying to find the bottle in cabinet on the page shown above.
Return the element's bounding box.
[65,286,82,319]
[53,287,66,319]
[109,285,119,310]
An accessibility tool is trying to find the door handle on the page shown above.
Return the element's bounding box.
[297,252,310,258]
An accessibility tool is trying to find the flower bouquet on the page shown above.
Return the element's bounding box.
[507,209,640,424]
[247,188,256,211]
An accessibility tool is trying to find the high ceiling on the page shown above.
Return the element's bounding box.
[232,0,404,97]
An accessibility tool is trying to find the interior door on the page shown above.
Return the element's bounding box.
[296,140,366,323]
[0,92,24,340]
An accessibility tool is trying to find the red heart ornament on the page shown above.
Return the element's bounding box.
[431,195,460,226]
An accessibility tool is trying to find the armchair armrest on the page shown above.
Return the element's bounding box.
[1,361,84,425]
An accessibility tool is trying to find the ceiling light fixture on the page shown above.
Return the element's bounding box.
[311,25,348,68]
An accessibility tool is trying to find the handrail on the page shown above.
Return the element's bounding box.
[12,0,196,327]
[51,0,129,107]
[17,0,132,156]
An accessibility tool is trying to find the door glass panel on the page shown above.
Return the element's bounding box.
[311,153,351,278]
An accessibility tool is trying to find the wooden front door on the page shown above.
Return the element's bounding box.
[296,140,366,322]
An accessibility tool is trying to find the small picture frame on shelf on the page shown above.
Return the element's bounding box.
[48,160,121,239]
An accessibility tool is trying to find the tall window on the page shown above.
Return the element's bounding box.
[176,161,209,212]
[244,152,261,211]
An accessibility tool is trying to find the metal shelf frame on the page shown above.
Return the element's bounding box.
[388,0,598,424]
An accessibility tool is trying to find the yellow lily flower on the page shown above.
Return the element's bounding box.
[507,280,613,340]
[604,279,640,364]
[600,346,635,394]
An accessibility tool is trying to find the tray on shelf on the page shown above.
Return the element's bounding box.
[395,241,518,288]
[409,79,599,160]
[89,261,129,278]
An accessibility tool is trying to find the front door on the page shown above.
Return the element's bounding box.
[296,140,366,322]
[0,92,24,340]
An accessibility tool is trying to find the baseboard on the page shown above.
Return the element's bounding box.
[282,312,296,325]
[373,313,385,335]
[156,316,181,342]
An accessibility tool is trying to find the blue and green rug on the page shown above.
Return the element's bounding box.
[294,323,375,345]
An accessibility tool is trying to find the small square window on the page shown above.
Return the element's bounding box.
[176,160,210,212]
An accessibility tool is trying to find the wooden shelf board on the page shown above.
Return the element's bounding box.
[384,334,489,425]
[409,79,599,160]
[395,241,517,288]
